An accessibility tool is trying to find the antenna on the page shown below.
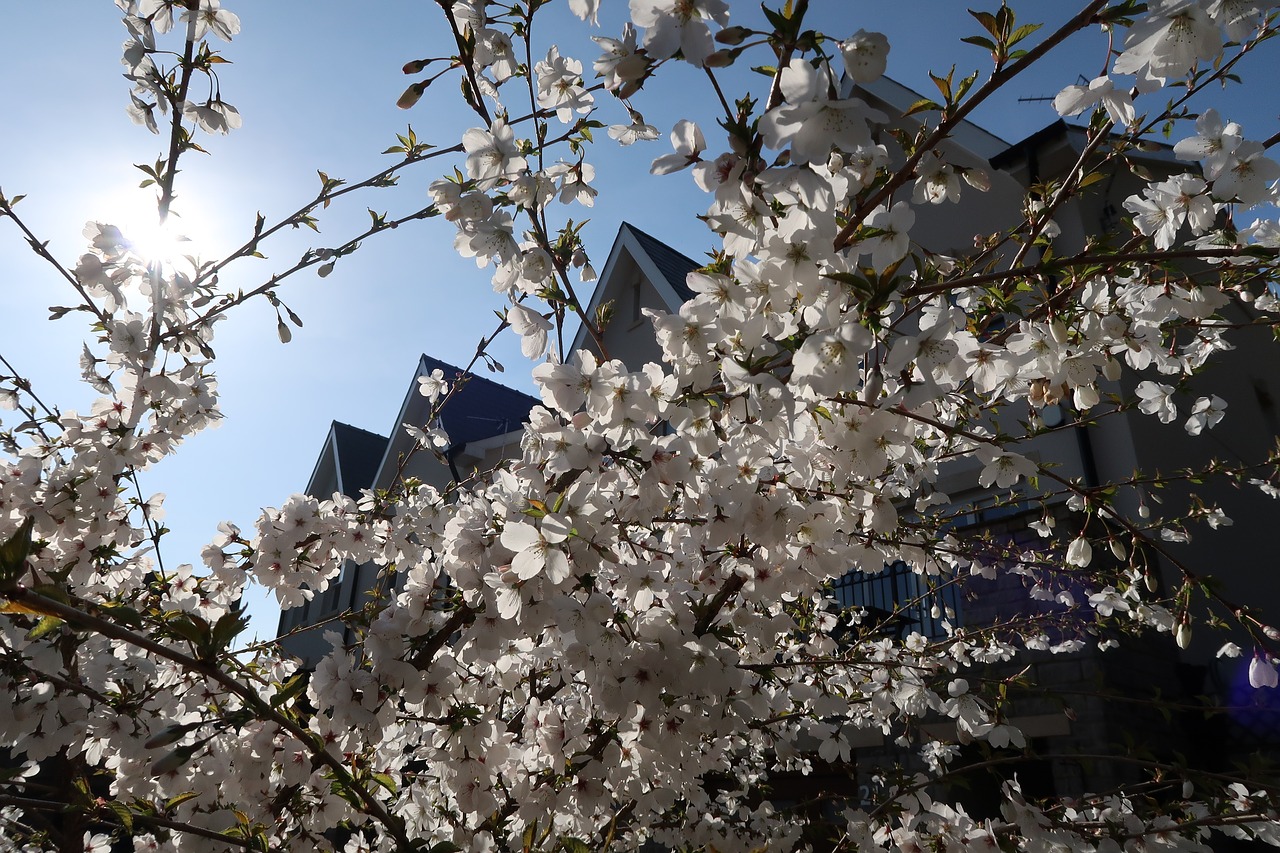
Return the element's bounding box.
[1019,75,1089,105]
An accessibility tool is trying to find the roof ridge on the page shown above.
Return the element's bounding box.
[331,420,388,441]
[417,353,541,406]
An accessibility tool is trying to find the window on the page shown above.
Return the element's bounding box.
[829,560,962,640]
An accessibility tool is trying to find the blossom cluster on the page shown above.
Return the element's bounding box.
[1,1,1279,851]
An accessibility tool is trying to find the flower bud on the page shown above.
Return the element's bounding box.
[962,167,991,192]
[703,48,739,68]
[1249,653,1279,689]
[715,26,751,45]
[1176,622,1191,649]
[1066,536,1092,567]
[397,80,429,110]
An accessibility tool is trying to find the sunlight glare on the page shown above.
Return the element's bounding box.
[109,193,207,271]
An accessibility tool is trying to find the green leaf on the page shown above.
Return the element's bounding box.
[211,611,249,650]
[164,611,211,645]
[25,615,63,641]
[559,839,591,853]
[0,518,34,583]
[969,9,999,36]
[930,67,955,104]
[371,772,397,795]
[1008,22,1043,46]
[144,721,205,749]
[151,744,200,778]
[270,672,309,707]
[165,791,202,810]
[1078,171,1108,189]
[961,35,998,52]
[100,603,144,628]
[106,800,134,833]
[904,98,943,117]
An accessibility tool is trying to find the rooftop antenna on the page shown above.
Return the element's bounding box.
[1018,75,1089,104]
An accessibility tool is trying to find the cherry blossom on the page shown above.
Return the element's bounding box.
[3,3,1280,851]
[840,29,889,84]
[463,120,527,189]
[628,0,729,66]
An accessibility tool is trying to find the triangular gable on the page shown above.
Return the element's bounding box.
[850,75,1010,161]
[303,423,342,498]
[372,354,539,491]
[331,422,389,498]
[570,222,701,355]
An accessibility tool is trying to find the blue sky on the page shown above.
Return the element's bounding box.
[1,2,1275,637]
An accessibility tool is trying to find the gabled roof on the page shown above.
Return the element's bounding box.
[331,422,389,496]
[621,222,701,303]
[305,420,388,500]
[418,353,540,446]
[570,222,704,354]
[371,354,540,490]
[850,75,1010,161]
[990,119,1183,171]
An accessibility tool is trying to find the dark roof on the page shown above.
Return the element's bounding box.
[621,222,700,302]
[331,421,388,498]
[419,354,540,446]
[990,119,1180,170]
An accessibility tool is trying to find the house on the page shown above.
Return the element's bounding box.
[278,77,1280,812]
[276,354,539,664]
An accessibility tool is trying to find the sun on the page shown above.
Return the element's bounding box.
[125,216,197,268]
[103,192,209,271]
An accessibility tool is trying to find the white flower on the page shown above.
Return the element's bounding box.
[629,0,730,66]
[975,446,1036,489]
[609,112,660,146]
[83,832,113,853]
[912,152,962,204]
[463,120,527,189]
[1184,394,1226,435]
[507,303,552,359]
[1113,0,1221,79]
[417,369,448,403]
[792,324,873,398]
[1173,109,1243,178]
[568,0,600,23]
[1053,75,1135,127]
[758,59,886,165]
[182,0,241,41]
[535,47,593,124]
[1089,586,1130,616]
[1212,141,1280,207]
[1067,536,1093,568]
[594,24,648,93]
[1136,381,1177,423]
[651,120,706,175]
[500,519,571,583]
[861,201,914,270]
[840,30,889,84]
[181,98,241,134]
[1249,653,1279,689]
